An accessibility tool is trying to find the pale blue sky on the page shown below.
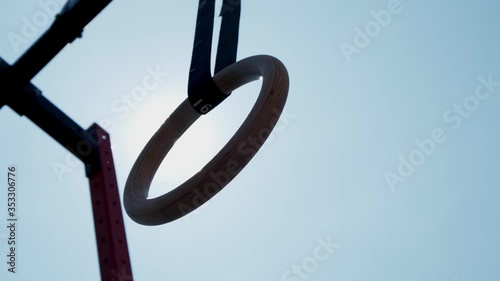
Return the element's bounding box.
[1,0,500,280]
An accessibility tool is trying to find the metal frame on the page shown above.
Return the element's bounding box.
[1,1,133,280]
[1,0,244,279]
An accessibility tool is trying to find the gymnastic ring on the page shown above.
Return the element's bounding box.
[124,55,289,225]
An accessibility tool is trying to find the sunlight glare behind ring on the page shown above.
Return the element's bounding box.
[121,92,220,198]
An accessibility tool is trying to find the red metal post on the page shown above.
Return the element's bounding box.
[87,124,133,281]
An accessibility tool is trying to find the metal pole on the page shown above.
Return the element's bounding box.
[88,124,133,281]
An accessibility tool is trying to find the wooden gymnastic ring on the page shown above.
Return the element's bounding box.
[124,55,289,225]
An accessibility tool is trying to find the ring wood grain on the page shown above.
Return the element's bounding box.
[124,55,289,225]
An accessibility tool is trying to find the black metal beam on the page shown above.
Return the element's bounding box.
[0,2,134,280]
[0,0,114,173]
[11,0,113,83]
[0,60,7,109]
[1,58,100,174]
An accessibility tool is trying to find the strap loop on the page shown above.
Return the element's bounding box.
[188,0,241,114]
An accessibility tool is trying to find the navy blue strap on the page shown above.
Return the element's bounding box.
[188,0,241,114]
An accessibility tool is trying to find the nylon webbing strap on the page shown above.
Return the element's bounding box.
[215,0,241,73]
[188,0,241,114]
